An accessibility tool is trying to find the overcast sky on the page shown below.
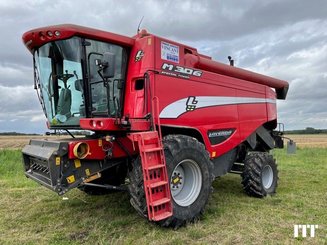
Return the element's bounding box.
[0,0,326,133]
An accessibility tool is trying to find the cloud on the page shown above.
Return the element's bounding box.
[0,0,326,132]
[0,85,39,114]
[0,63,33,86]
[30,114,45,122]
[189,18,327,130]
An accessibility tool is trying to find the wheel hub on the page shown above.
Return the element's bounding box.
[170,159,202,207]
[262,165,274,189]
[170,165,185,196]
[171,173,183,188]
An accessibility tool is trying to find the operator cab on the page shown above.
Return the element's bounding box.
[33,36,128,129]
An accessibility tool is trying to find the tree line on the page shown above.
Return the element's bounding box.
[0,127,326,136]
[285,127,327,134]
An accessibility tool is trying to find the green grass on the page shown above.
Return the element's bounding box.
[0,148,326,244]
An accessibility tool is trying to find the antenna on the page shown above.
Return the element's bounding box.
[137,16,144,33]
[228,56,234,66]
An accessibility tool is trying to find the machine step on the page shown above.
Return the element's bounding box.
[150,197,171,207]
[152,211,172,221]
[129,131,172,221]
[149,180,168,188]
[143,147,164,153]
[147,164,166,171]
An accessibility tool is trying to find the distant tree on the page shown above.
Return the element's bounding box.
[285,127,327,134]
[305,127,316,134]
[0,132,40,136]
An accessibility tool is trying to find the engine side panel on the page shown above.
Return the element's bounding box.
[121,35,278,158]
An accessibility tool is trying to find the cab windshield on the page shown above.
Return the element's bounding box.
[34,37,127,128]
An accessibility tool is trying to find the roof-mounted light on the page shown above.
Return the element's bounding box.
[39,31,45,40]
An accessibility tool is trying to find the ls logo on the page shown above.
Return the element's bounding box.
[135,50,144,62]
[186,96,198,111]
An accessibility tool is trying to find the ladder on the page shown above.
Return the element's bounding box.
[128,96,172,221]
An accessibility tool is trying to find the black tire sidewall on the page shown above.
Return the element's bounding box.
[165,142,212,221]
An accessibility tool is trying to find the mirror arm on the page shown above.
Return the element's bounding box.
[97,68,105,82]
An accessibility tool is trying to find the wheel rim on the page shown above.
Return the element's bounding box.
[262,165,273,189]
[170,159,202,207]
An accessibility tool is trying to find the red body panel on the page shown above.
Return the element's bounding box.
[184,54,288,90]
[123,34,283,157]
[22,25,288,159]
[80,118,151,131]
[68,137,136,160]
[22,24,134,52]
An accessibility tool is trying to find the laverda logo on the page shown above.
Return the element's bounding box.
[162,63,202,77]
[208,130,233,138]
[207,129,235,145]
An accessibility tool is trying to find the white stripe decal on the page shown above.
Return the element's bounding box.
[159,96,276,118]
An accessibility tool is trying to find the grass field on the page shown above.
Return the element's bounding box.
[0,136,326,244]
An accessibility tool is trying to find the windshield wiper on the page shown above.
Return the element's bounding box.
[33,57,49,118]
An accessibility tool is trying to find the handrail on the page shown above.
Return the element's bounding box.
[152,96,163,142]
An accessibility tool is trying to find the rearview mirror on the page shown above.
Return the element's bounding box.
[102,52,115,79]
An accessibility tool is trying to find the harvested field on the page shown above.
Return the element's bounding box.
[0,135,67,149]
[1,134,326,149]
[286,134,327,148]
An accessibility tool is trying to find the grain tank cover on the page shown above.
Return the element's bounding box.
[185,53,289,99]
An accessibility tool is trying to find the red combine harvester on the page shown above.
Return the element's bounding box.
[22,24,288,228]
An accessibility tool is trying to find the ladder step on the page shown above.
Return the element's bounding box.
[147,164,165,171]
[149,181,168,189]
[142,147,163,153]
[130,131,172,221]
[138,131,158,140]
[152,211,172,221]
[150,197,171,207]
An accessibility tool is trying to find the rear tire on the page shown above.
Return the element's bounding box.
[128,135,214,228]
[241,152,278,198]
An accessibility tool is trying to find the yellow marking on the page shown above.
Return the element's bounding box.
[74,159,81,168]
[84,173,101,183]
[73,142,90,159]
[85,168,91,176]
[55,157,61,166]
[66,175,75,184]
[212,151,216,158]
[173,177,180,184]
[147,38,152,45]
[98,139,102,147]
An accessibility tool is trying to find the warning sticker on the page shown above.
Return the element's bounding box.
[161,41,179,63]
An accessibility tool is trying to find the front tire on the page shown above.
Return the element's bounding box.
[241,152,278,198]
[128,135,214,228]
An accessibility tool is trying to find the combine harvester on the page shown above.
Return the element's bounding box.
[22,24,288,227]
